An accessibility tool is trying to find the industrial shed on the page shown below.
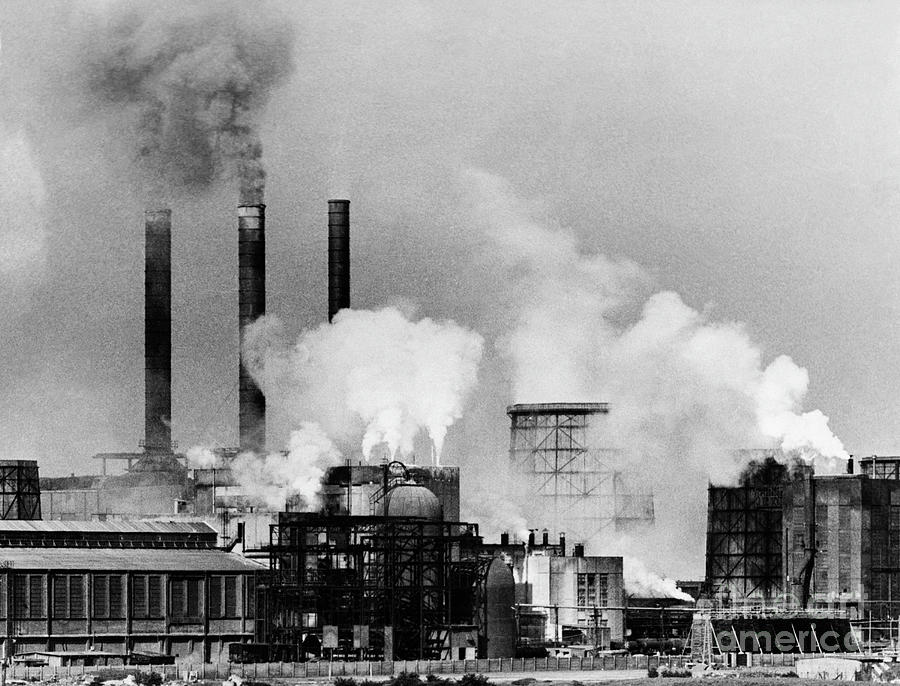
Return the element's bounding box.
[0,520,264,663]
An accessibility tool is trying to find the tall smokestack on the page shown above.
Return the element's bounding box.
[238,204,266,452]
[328,199,350,322]
[144,209,172,453]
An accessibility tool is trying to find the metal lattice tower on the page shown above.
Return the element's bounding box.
[507,403,654,540]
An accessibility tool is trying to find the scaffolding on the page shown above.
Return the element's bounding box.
[264,512,482,660]
[507,403,653,540]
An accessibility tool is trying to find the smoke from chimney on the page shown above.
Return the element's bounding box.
[144,209,172,453]
[238,204,266,452]
[328,199,350,322]
[77,3,294,202]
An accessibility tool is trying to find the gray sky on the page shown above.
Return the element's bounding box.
[2,0,900,487]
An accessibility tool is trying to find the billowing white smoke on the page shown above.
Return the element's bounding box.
[229,422,341,510]
[460,168,847,578]
[462,168,847,476]
[243,307,483,465]
[624,557,693,602]
[186,445,220,469]
[0,124,46,292]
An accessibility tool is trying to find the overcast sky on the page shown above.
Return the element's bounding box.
[2,0,900,487]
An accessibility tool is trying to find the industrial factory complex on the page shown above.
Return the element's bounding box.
[0,193,893,670]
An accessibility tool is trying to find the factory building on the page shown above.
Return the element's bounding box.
[480,531,625,650]
[705,453,802,605]
[506,403,653,543]
[262,474,515,661]
[704,453,900,651]
[0,520,263,664]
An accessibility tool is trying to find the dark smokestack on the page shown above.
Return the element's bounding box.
[542,529,549,546]
[573,543,585,558]
[328,199,350,322]
[238,204,266,452]
[559,532,566,556]
[500,532,509,546]
[144,209,172,453]
[527,529,535,547]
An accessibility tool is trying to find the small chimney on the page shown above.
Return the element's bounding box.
[527,529,535,547]
[328,199,350,322]
[238,204,266,452]
[847,457,854,474]
[573,543,585,558]
[500,532,510,546]
[145,209,172,453]
[542,528,549,546]
[559,532,566,556]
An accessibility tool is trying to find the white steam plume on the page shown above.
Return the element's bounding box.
[230,422,341,510]
[243,307,484,465]
[460,168,847,577]
[624,556,693,602]
[186,445,220,469]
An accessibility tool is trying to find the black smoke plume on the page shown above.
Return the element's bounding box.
[80,2,294,203]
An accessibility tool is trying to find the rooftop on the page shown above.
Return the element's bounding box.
[0,547,264,571]
[506,402,610,416]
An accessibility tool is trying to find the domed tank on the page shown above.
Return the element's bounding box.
[385,482,443,520]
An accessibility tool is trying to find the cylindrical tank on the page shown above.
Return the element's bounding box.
[0,460,41,520]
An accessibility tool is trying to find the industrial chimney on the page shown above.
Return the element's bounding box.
[328,199,350,322]
[238,204,266,452]
[144,209,172,453]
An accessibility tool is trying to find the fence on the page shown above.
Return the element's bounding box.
[7,651,852,681]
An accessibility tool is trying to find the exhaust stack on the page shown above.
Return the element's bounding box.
[144,209,172,453]
[328,199,350,322]
[238,204,266,452]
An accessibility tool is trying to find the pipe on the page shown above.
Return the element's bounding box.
[238,204,266,452]
[144,209,172,453]
[328,199,350,322]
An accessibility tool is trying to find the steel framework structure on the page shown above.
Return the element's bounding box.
[507,403,653,539]
[705,483,784,604]
[264,512,481,660]
[0,461,40,520]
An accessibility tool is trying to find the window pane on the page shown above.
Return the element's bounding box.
[148,576,162,618]
[109,576,123,618]
[225,577,237,617]
[29,576,43,618]
[209,576,222,618]
[133,576,147,618]
[93,576,108,617]
[187,579,200,617]
[53,576,67,618]
[70,576,84,618]
[13,576,26,617]
[171,579,184,617]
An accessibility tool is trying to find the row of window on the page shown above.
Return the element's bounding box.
[576,572,609,608]
[4,574,250,620]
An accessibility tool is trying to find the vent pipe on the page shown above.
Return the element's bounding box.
[144,209,172,453]
[238,204,266,452]
[328,199,350,322]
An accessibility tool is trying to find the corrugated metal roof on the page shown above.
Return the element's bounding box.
[0,520,215,535]
[0,548,265,571]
